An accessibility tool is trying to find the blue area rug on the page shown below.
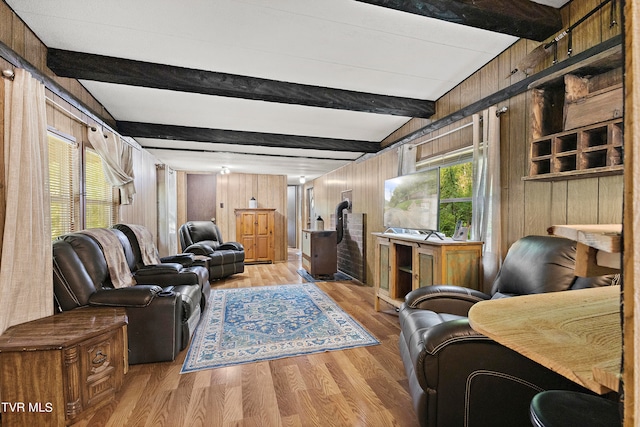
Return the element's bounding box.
[181,284,379,373]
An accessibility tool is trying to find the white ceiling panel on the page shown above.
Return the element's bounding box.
[79,81,410,141]
[6,0,553,183]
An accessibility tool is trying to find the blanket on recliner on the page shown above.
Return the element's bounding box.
[124,224,162,265]
[80,228,135,288]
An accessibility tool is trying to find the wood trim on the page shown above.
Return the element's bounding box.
[47,49,435,119]
[623,1,639,425]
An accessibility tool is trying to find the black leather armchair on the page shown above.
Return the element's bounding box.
[53,230,203,364]
[399,235,618,427]
[113,223,210,310]
[178,221,245,279]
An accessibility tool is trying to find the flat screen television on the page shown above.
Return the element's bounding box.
[383,169,439,232]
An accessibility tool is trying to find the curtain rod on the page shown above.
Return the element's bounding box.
[44,95,139,150]
[412,120,475,149]
[1,41,139,150]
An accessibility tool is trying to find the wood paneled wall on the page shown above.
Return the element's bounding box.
[217,173,288,262]
[307,0,623,284]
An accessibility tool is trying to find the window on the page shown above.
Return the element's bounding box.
[84,147,117,229]
[48,132,77,239]
[416,146,474,237]
[438,162,473,237]
[48,130,117,239]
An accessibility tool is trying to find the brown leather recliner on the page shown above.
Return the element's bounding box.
[113,223,210,310]
[53,230,203,364]
[178,221,245,279]
[399,235,618,427]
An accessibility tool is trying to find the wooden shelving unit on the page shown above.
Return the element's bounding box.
[526,45,623,181]
[528,119,623,180]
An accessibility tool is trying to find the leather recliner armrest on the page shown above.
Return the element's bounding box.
[409,317,491,392]
[421,317,489,355]
[160,253,195,267]
[88,285,165,307]
[218,242,244,251]
[135,263,183,275]
[404,285,491,316]
[184,243,215,256]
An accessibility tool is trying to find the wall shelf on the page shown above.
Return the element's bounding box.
[527,48,623,182]
[526,119,623,181]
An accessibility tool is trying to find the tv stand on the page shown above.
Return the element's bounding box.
[373,233,483,311]
[383,228,444,240]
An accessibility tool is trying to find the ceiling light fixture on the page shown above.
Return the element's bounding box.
[299,176,306,184]
[221,166,231,175]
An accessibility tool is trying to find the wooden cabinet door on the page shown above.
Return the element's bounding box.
[254,210,273,261]
[237,211,256,261]
[441,246,482,290]
[374,239,391,311]
[415,246,439,288]
[235,209,275,263]
[379,242,390,292]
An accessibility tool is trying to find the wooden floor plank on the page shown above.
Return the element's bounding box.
[70,249,418,426]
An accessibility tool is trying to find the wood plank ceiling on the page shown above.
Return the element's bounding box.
[7,0,567,183]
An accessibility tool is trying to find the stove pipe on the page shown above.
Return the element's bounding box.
[335,200,351,244]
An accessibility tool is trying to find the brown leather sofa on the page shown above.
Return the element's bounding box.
[179,221,245,279]
[52,229,203,364]
[399,235,618,427]
[113,223,210,310]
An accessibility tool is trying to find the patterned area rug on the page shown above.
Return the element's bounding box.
[181,284,379,373]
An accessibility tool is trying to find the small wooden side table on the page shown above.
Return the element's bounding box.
[0,307,128,426]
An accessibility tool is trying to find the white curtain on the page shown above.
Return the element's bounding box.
[0,69,52,334]
[398,143,416,175]
[471,106,502,287]
[87,127,136,204]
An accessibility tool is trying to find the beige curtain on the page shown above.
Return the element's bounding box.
[87,127,136,204]
[471,106,502,288]
[0,69,52,334]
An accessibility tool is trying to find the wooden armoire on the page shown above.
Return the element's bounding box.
[235,208,276,263]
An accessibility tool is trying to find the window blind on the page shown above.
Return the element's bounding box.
[84,148,117,228]
[48,133,77,239]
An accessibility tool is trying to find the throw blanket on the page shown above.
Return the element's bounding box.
[125,224,162,265]
[80,229,135,288]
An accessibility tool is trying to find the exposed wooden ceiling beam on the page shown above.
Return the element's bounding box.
[354,0,563,41]
[143,146,356,162]
[47,49,435,118]
[116,121,381,153]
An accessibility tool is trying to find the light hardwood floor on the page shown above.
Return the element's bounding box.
[72,249,419,427]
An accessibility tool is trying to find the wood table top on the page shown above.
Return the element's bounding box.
[468,286,621,394]
[0,307,128,352]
